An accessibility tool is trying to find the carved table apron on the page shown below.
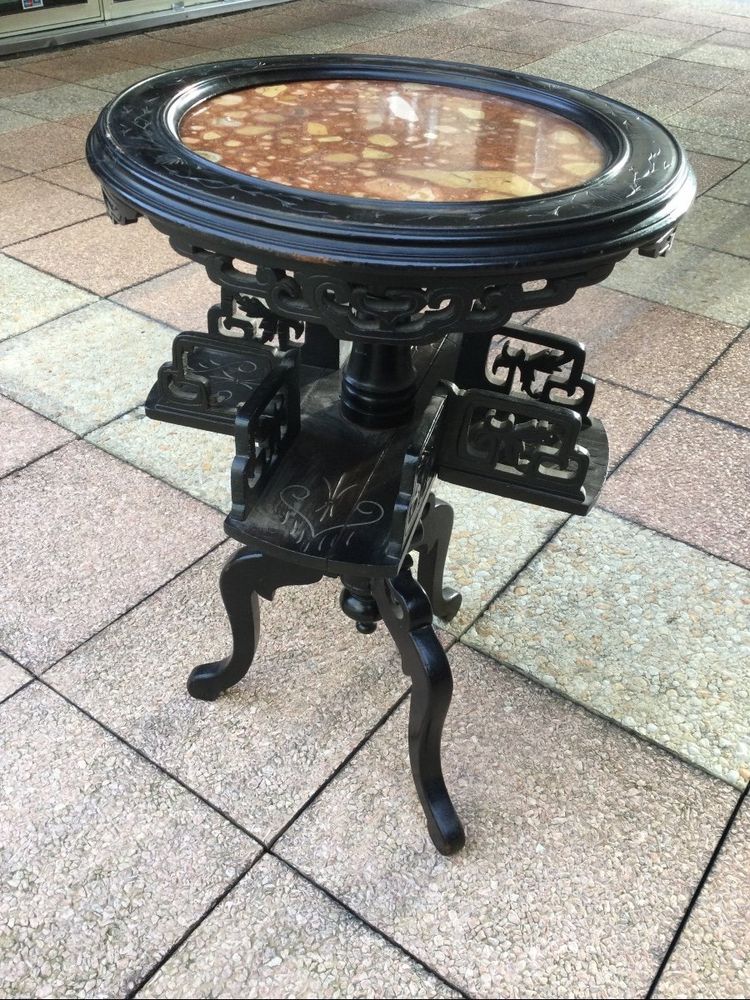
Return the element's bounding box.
[87,55,695,855]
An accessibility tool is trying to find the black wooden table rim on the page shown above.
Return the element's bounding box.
[87,55,695,855]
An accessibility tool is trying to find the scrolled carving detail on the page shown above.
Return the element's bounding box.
[438,386,593,504]
[165,238,616,345]
[228,355,301,522]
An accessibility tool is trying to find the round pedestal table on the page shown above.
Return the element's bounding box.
[87,55,695,854]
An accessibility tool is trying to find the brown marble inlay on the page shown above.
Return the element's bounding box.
[178,78,606,203]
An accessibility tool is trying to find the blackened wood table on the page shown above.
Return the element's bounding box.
[87,55,695,854]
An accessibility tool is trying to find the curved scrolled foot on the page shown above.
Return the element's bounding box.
[414,493,461,621]
[413,493,462,623]
[188,547,321,701]
[373,564,465,855]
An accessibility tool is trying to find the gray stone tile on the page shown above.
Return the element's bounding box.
[139,855,458,999]
[438,45,530,70]
[465,509,750,786]
[654,794,750,999]
[81,67,163,94]
[90,34,210,68]
[0,120,87,173]
[111,262,218,331]
[626,15,719,44]
[36,159,104,200]
[520,43,656,89]
[668,89,750,140]
[0,684,257,999]
[603,241,750,326]
[277,641,738,998]
[48,547,410,841]
[597,75,710,119]
[678,195,750,256]
[277,22,379,51]
[0,255,95,342]
[533,284,738,401]
[0,301,175,434]
[543,7,639,29]
[602,409,750,569]
[435,481,566,635]
[711,162,750,206]
[676,41,750,71]
[0,176,102,248]
[0,441,223,671]
[87,409,234,512]
[0,108,42,134]
[145,48,230,71]
[588,379,670,466]
[22,47,148,84]
[669,126,750,162]
[0,83,110,121]
[688,152,743,196]
[0,653,31,702]
[710,29,750,50]
[6,215,182,297]
[683,331,750,430]
[601,28,696,55]
[0,396,73,477]
[627,55,744,90]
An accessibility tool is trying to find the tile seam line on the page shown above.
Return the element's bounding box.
[596,320,749,499]
[0,208,107,251]
[698,159,749,199]
[0,644,28,670]
[451,515,571,645]
[446,3,748,33]
[265,687,412,852]
[677,235,750,264]
[663,118,750,142]
[676,404,750,434]
[590,372,672,404]
[37,670,263,846]
[0,396,194,486]
[679,318,750,399]
[0,79,117,111]
[25,60,163,85]
[2,245,187,298]
[82,425,236,515]
[458,639,748,794]
[0,439,71,486]
[0,150,89,175]
[0,677,35,709]
[268,851,471,999]
[0,277,97,341]
[126,851,268,999]
[595,504,750,573]
[647,779,750,999]
[35,536,230,677]
[35,684,432,991]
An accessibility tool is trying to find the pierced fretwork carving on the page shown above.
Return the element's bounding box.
[145,332,275,434]
[167,236,615,346]
[196,257,340,370]
[437,386,608,513]
[229,355,301,522]
[209,285,306,351]
[454,323,595,418]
